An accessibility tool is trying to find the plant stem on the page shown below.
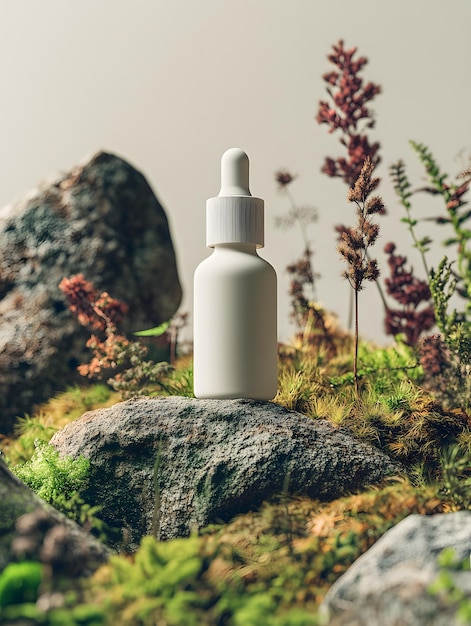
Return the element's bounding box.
[354,288,359,399]
[347,288,353,331]
[365,250,389,314]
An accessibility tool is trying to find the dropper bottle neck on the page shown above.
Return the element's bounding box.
[206,148,264,249]
[213,242,258,254]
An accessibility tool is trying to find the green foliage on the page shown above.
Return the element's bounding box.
[410,140,471,319]
[346,339,420,389]
[277,332,471,474]
[0,563,110,626]
[275,357,325,414]
[440,445,471,510]
[134,320,170,337]
[0,559,105,624]
[429,257,471,407]
[1,594,106,626]
[12,441,106,536]
[158,362,194,397]
[65,384,116,413]
[428,548,471,624]
[6,414,58,465]
[80,530,322,625]
[430,257,461,338]
[107,353,173,400]
[13,440,90,503]
[430,257,471,364]
[0,561,42,607]
[105,535,207,623]
[390,159,431,273]
[390,144,471,404]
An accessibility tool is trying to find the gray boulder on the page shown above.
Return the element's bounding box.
[50,397,399,550]
[320,511,471,626]
[0,151,182,432]
[0,458,109,577]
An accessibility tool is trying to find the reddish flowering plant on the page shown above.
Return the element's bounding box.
[59,274,172,398]
[383,243,435,346]
[58,274,127,333]
[316,40,382,187]
[317,40,388,333]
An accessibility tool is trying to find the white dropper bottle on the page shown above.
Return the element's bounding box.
[193,148,278,400]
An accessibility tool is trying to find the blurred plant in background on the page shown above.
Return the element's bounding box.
[274,168,328,355]
[383,242,435,346]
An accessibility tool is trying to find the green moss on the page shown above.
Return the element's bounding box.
[0,561,43,607]
[12,441,107,538]
[13,441,90,502]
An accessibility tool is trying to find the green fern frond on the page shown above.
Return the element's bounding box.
[390,160,413,208]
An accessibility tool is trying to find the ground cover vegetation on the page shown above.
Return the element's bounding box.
[1,39,471,625]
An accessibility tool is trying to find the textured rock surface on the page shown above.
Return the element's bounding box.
[50,397,399,549]
[0,458,109,576]
[320,511,471,626]
[0,151,181,432]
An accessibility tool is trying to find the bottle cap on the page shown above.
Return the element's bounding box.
[206,148,264,248]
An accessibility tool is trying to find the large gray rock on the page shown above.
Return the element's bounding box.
[50,397,399,550]
[0,151,182,432]
[320,511,471,626]
[0,458,109,577]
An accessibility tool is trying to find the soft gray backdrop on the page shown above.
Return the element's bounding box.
[1,0,469,344]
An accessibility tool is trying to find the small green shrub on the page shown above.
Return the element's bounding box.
[12,441,106,536]
[13,440,90,503]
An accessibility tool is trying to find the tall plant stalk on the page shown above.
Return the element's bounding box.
[337,158,384,397]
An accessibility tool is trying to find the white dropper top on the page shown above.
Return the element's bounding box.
[219,148,251,196]
[206,148,264,248]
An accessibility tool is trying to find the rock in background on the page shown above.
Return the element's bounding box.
[50,397,400,550]
[0,152,182,432]
[320,511,471,626]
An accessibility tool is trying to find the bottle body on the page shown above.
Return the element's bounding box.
[193,243,277,399]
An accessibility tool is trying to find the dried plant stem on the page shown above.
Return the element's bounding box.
[347,288,353,331]
[337,157,384,399]
[354,288,360,397]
